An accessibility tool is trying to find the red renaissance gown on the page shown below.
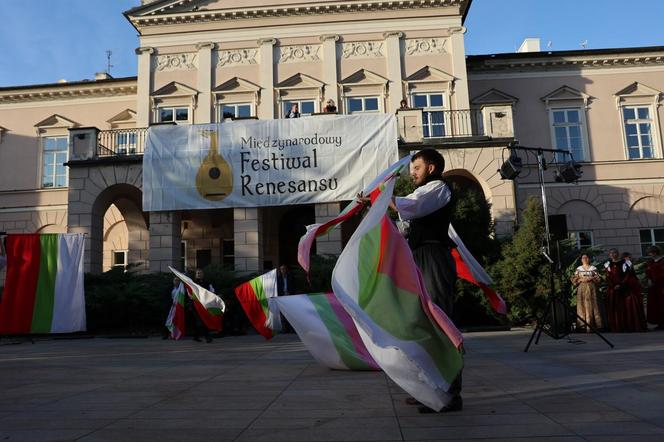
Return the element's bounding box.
[646,257,664,327]
[604,259,647,332]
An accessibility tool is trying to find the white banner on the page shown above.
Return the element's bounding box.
[143,114,398,210]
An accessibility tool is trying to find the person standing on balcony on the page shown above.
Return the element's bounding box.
[323,99,337,113]
[286,103,300,118]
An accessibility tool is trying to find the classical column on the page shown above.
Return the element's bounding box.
[195,42,215,124]
[320,34,339,106]
[315,203,342,256]
[257,38,276,119]
[449,26,470,109]
[149,211,182,272]
[233,208,263,272]
[135,47,154,127]
[383,31,404,113]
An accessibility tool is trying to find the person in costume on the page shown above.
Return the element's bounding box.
[645,246,664,330]
[571,254,602,331]
[604,248,646,332]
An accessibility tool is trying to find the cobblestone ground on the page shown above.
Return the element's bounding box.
[1,329,663,441]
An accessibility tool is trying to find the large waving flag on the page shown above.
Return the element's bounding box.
[298,155,412,273]
[0,233,86,334]
[332,176,463,412]
[275,293,379,371]
[165,282,186,340]
[235,269,281,339]
[169,267,225,331]
[448,225,507,315]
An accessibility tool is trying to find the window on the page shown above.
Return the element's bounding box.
[640,228,664,256]
[158,107,190,124]
[623,106,654,159]
[196,249,211,269]
[569,231,593,249]
[283,100,315,117]
[220,103,252,120]
[112,250,127,269]
[413,93,445,137]
[346,97,380,114]
[116,132,137,155]
[222,239,234,269]
[551,108,585,161]
[42,136,68,188]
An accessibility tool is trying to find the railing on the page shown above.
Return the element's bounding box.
[96,128,148,157]
[422,109,484,139]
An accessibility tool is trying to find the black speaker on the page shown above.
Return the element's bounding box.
[548,215,568,242]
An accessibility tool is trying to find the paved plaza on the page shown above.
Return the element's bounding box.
[1,329,663,442]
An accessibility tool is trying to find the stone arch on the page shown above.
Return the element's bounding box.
[627,195,664,228]
[556,199,602,231]
[36,223,67,234]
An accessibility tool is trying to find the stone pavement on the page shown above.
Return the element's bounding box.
[1,329,664,442]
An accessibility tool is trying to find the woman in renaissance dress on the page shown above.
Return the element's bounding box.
[645,246,664,330]
[571,254,602,331]
[604,248,647,332]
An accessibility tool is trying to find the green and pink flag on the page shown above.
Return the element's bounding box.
[165,282,186,340]
[332,176,464,411]
[0,233,86,334]
[169,267,225,332]
[275,292,379,370]
[235,269,281,339]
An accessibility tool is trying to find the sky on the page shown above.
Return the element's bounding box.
[1,0,663,88]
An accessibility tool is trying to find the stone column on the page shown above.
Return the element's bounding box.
[320,34,339,106]
[315,203,342,256]
[234,208,263,272]
[383,31,404,113]
[257,38,276,119]
[449,27,470,109]
[149,211,182,272]
[195,42,215,124]
[136,47,154,127]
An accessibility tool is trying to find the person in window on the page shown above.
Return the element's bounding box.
[188,268,215,343]
[604,249,646,332]
[571,254,602,332]
[645,246,664,330]
[399,99,409,110]
[323,99,337,113]
[286,103,300,118]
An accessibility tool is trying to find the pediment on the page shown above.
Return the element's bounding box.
[106,109,137,124]
[472,88,518,105]
[541,85,590,103]
[405,66,455,83]
[152,81,199,98]
[614,82,661,98]
[126,0,212,17]
[34,114,79,129]
[213,77,261,93]
[339,69,388,86]
[275,73,324,89]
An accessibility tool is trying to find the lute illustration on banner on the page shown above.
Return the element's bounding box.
[196,130,233,201]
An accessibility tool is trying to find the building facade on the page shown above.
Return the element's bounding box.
[0,0,662,278]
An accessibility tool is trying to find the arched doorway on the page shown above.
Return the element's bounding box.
[90,184,149,273]
[278,205,315,267]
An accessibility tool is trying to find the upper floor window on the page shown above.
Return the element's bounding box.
[568,230,593,250]
[550,108,586,162]
[413,93,445,138]
[42,136,68,188]
[283,100,316,118]
[623,106,654,159]
[347,96,380,114]
[220,103,252,120]
[640,228,664,256]
[158,107,190,124]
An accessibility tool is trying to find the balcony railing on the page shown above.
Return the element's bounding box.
[96,128,148,157]
[420,109,484,139]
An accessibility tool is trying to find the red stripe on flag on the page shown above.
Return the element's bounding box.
[235,283,273,339]
[0,234,42,334]
[451,248,506,314]
[184,284,223,332]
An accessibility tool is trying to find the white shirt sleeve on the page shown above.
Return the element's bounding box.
[394,180,452,221]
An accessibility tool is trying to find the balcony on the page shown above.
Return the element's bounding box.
[68,105,514,161]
